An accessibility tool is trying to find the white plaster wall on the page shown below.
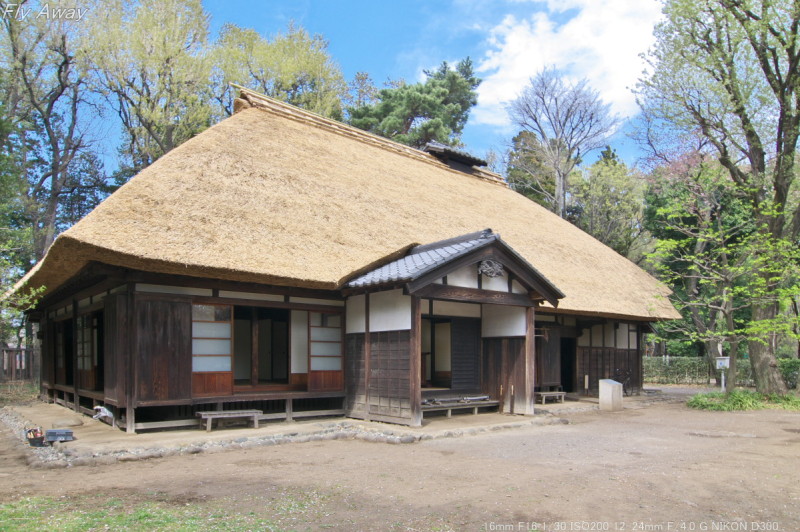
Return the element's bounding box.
[432,300,480,318]
[369,289,411,332]
[482,304,527,337]
[290,310,308,373]
[434,322,451,371]
[577,328,590,347]
[629,328,639,349]
[616,323,630,349]
[482,273,508,292]
[511,280,526,294]
[591,324,604,347]
[420,299,431,315]
[604,322,616,347]
[446,264,478,288]
[345,295,366,334]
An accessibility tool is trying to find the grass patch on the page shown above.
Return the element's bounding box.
[687,389,800,411]
[0,381,39,407]
[0,495,285,531]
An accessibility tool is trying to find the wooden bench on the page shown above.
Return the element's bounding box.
[421,399,499,418]
[196,409,262,432]
[535,391,566,405]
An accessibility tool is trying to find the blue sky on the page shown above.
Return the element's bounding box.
[203,0,664,167]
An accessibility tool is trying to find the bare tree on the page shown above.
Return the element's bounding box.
[2,10,92,258]
[508,67,618,218]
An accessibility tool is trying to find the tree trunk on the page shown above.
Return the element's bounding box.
[725,315,739,393]
[748,303,788,394]
[555,168,566,218]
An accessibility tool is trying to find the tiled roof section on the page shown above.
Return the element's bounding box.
[423,140,488,167]
[347,229,497,288]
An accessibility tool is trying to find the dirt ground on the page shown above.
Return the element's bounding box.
[1,395,798,531]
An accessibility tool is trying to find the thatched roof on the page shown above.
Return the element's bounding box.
[17,91,679,321]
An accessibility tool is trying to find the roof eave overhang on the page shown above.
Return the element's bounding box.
[342,239,564,308]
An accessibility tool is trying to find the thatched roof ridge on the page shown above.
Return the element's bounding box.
[234,88,506,186]
[16,92,680,321]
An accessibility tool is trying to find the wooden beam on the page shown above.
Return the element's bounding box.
[194,296,344,314]
[411,284,536,307]
[35,263,127,311]
[291,408,345,418]
[133,418,199,430]
[128,270,345,301]
[409,296,422,427]
[524,306,536,416]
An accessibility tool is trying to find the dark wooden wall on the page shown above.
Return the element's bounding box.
[535,327,561,389]
[103,293,128,406]
[450,318,481,392]
[368,330,412,421]
[135,297,191,402]
[576,347,642,395]
[345,330,414,423]
[482,337,526,414]
[345,333,366,417]
[308,371,344,393]
[192,371,232,397]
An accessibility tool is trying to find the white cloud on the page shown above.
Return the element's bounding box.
[472,0,663,129]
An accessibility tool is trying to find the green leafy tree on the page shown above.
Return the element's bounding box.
[645,153,768,390]
[211,22,347,120]
[87,0,212,173]
[570,148,649,261]
[638,0,800,393]
[348,58,480,148]
[0,86,41,345]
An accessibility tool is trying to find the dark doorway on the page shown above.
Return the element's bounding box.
[560,337,576,393]
[233,307,290,386]
[421,316,481,393]
[450,318,481,392]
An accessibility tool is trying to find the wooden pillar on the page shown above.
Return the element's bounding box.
[125,285,136,434]
[521,306,536,415]
[250,308,259,386]
[286,398,293,421]
[72,300,80,412]
[363,293,371,421]
[126,406,136,434]
[409,296,422,427]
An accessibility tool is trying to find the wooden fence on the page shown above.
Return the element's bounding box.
[1,348,36,382]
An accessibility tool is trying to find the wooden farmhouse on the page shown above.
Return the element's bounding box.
[16,90,680,432]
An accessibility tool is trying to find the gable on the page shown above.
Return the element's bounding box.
[344,229,563,307]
